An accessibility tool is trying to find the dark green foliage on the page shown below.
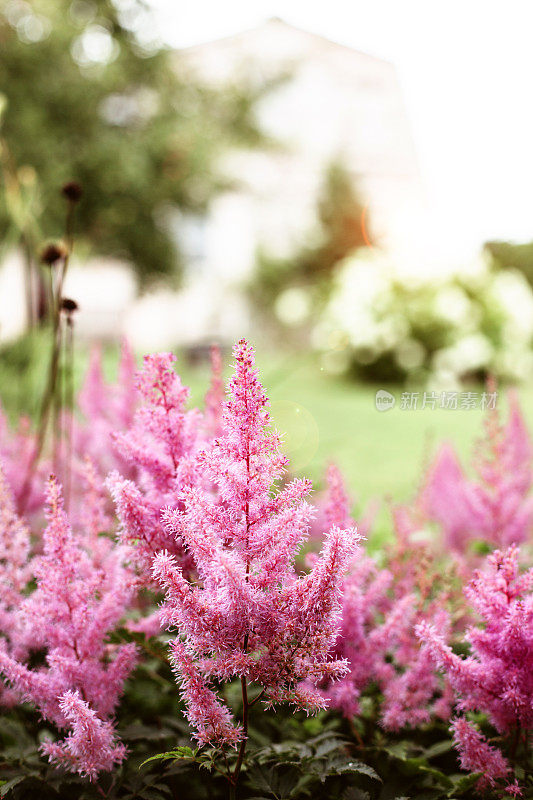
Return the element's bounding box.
[2,647,523,800]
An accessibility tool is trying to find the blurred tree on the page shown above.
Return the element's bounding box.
[252,160,368,310]
[0,0,267,285]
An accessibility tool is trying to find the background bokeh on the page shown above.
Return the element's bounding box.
[2,0,533,507]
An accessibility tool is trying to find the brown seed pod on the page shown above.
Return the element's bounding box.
[61,181,83,203]
[60,297,79,313]
[40,242,68,266]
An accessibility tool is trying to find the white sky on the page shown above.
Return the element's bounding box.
[149,0,533,256]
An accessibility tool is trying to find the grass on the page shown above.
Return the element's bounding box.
[1,332,532,546]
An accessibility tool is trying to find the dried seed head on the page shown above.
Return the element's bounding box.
[60,298,79,313]
[62,181,83,203]
[40,241,68,266]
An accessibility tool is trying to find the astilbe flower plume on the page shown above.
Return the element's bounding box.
[0,462,33,704]
[0,402,46,516]
[419,443,483,553]
[41,690,127,780]
[417,545,533,792]
[108,352,202,582]
[421,392,533,551]
[310,462,377,542]
[153,340,359,753]
[203,343,225,438]
[327,504,454,729]
[75,340,138,480]
[450,717,510,790]
[0,477,137,777]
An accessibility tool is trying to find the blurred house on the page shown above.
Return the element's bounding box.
[176,18,425,285]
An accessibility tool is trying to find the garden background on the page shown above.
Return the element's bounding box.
[2,2,533,798]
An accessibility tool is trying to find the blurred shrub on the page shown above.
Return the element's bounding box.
[485,239,533,288]
[250,161,367,321]
[314,253,533,385]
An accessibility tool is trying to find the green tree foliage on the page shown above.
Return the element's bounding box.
[0,0,266,281]
[252,160,367,308]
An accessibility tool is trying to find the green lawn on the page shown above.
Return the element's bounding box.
[184,348,530,500]
[1,334,531,534]
[176,348,533,549]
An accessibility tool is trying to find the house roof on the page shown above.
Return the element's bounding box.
[178,16,394,69]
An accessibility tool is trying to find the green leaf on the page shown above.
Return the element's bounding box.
[447,772,481,797]
[322,758,380,782]
[139,747,198,769]
[423,741,454,760]
[416,765,454,789]
[313,738,346,759]
[0,776,26,797]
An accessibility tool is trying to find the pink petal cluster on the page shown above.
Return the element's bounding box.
[41,690,127,780]
[450,717,510,789]
[153,340,360,747]
[0,403,46,516]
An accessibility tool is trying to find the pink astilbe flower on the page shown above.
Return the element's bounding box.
[0,461,32,636]
[419,443,484,552]
[109,352,201,581]
[169,639,242,747]
[417,545,533,791]
[328,560,452,728]
[0,403,46,516]
[0,461,33,702]
[327,505,455,728]
[153,340,359,748]
[41,690,127,780]
[76,340,138,480]
[450,717,510,790]
[310,463,377,541]
[65,457,116,564]
[470,392,533,547]
[421,392,533,551]
[203,343,225,438]
[0,477,136,775]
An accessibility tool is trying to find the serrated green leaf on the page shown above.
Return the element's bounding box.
[139,746,197,769]
[247,764,278,796]
[383,741,413,760]
[323,758,380,782]
[313,737,345,759]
